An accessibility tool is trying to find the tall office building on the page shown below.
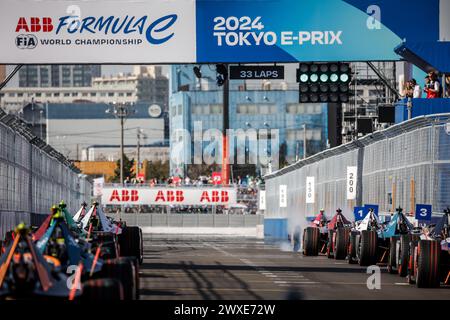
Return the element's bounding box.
[169,65,329,178]
[19,65,101,87]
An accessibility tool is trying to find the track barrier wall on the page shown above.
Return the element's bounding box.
[0,109,91,239]
[264,114,450,242]
[117,213,264,229]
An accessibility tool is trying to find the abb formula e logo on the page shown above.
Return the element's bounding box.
[16,17,54,32]
[13,15,178,46]
[16,34,37,49]
[14,17,49,49]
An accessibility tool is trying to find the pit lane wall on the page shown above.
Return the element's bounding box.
[0,109,92,239]
[264,114,450,242]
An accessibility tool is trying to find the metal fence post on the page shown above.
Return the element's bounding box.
[29,138,33,216]
[430,121,436,210]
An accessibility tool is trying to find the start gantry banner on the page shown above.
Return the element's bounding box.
[0,0,445,64]
[1,0,197,63]
[102,187,238,206]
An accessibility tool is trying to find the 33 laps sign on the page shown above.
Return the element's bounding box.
[415,204,432,221]
[229,65,285,80]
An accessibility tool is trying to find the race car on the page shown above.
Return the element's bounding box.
[303,208,352,259]
[34,205,139,299]
[0,223,77,300]
[385,207,421,276]
[303,209,328,256]
[326,209,352,260]
[80,202,143,264]
[73,201,88,224]
[348,208,385,266]
[407,208,450,288]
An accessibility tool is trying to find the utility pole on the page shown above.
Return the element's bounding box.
[136,128,142,179]
[221,64,230,185]
[106,102,135,186]
[120,115,124,184]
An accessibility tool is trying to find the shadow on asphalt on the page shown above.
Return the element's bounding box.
[214,261,263,300]
[139,273,168,279]
[181,261,221,300]
[140,262,367,274]
[139,289,181,296]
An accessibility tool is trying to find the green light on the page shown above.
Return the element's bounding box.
[310,74,319,82]
[340,74,350,82]
[320,74,329,82]
[300,74,309,82]
[330,74,339,82]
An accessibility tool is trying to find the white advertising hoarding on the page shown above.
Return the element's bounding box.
[0,0,196,63]
[346,166,358,200]
[279,185,287,208]
[259,190,266,211]
[101,187,237,206]
[306,176,315,204]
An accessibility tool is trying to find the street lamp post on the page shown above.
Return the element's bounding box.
[106,102,136,186]
[120,115,124,184]
[136,128,146,180]
[221,64,230,185]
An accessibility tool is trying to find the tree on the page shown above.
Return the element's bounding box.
[186,164,220,179]
[146,160,170,182]
[279,142,289,169]
[112,154,135,183]
[232,164,257,179]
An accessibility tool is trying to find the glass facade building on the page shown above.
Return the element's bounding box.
[19,65,101,87]
[169,66,330,178]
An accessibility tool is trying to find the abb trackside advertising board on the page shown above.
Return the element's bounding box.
[101,187,238,206]
[0,0,445,64]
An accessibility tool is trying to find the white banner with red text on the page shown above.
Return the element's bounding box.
[101,187,238,206]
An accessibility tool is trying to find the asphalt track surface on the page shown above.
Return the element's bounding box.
[139,235,450,300]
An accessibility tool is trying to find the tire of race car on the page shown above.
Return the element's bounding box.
[358,230,378,267]
[398,234,411,277]
[348,232,358,264]
[387,237,398,274]
[119,226,143,264]
[303,227,320,256]
[101,257,137,300]
[415,240,441,288]
[82,278,124,300]
[326,230,334,259]
[334,228,349,260]
[407,241,418,284]
[139,227,144,264]
[120,256,140,300]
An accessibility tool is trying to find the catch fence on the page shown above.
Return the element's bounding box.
[0,109,91,238]
[265,114,450,236]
